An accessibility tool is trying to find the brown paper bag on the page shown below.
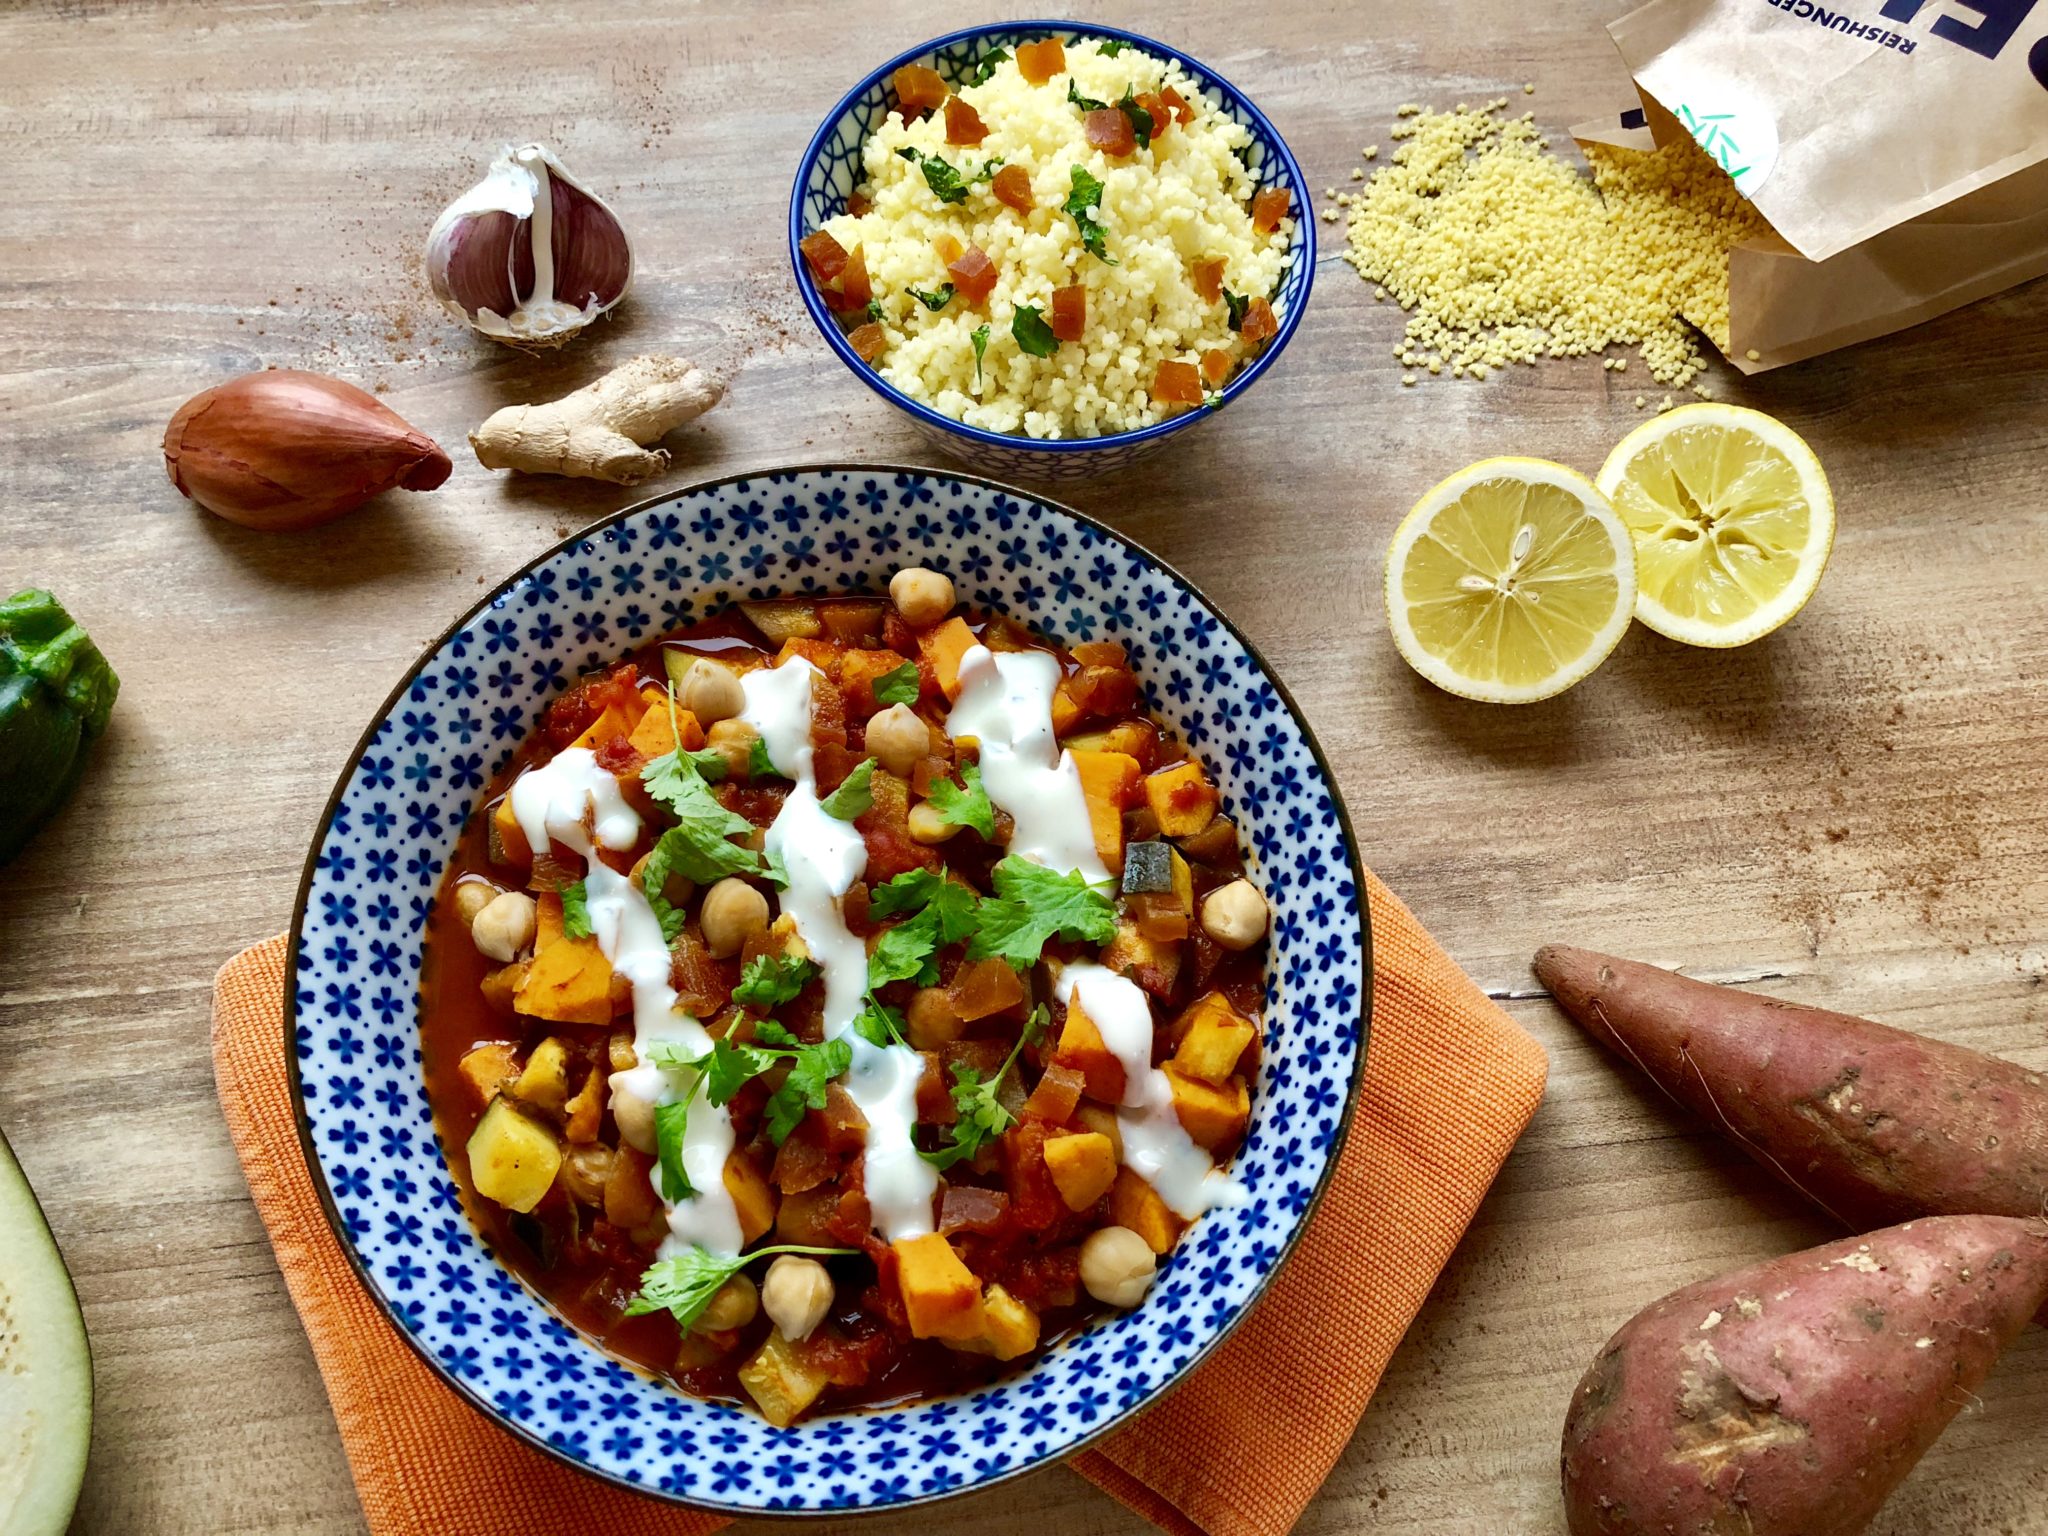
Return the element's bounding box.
[1578,0,2048,371]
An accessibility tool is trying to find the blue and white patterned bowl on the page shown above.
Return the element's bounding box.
[788,23,1316,482]
[288,466,1369,1514]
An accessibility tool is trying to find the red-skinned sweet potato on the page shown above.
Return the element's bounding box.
[1533,945,2048,1230]
[1561,1215,2048,1536]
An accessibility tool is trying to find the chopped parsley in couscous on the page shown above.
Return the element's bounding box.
[798,38,1294,439]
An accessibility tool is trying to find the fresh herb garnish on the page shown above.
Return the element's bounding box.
[1117,87,1155,151]
[867,870,981,988]
[754,1018,800,1048]
[1223,287,1251,331]
[862,299,886,324]
[925,761,995,838]
[559,880,593,939]
[850,996,910,1050]
[1011,304,1060,358]
[699,1035,779,1105]
[967,856,1119,967]
[971,324,992,389]
[1062,166,1118,264]
[654,1096,696,1200]
[819,758,877,820]
[1067,79,1108,112]
[907,284,956,312]
[968,46,1011,85]
[763,1036,854,1144]
[761,844,790,890]
[873,659,922,706]
[733,952,820,1011]
[1097,38,1129,56]
[920,1006,1048,1169]
[898,148,1003,206]
[748,737,781,779]
[626,1243,857,1328]
[639,1038,700,1070]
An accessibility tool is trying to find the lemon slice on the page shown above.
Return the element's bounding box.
[1596,403,1835,647]
[1385,457,1637,704]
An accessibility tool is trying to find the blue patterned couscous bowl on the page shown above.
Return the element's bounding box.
[789,23,1316,482]
[288,466,1367,1513]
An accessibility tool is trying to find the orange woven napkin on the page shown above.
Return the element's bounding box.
[212,871,1545,1536]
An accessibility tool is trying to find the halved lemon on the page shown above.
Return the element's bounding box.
[1385,457,1637,704]
[1596,403,1834,647]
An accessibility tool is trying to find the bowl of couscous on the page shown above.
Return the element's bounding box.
[789,23,1314,481]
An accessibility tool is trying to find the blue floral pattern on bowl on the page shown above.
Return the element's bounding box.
[789,23,1316,482]
[288,466,1369,1514]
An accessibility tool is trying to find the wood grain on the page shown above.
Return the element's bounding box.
[3,0,2046,1531]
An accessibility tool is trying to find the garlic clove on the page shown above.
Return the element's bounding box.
[426,144,632,348]
[163,370,451,532]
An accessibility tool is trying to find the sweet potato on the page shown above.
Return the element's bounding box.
[1561,1214,2048,1536]
[1533,945,2048,1230]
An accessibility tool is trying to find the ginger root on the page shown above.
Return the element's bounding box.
[470,355,723,484]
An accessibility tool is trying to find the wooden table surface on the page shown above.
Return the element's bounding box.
[6,0,2048,1531]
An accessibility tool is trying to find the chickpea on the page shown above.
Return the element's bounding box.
[471,890,538,963]
[676,658,746,724]
[694,1274,760,1334]
[865,704,930,777]
[612,1083,656,1154]
[889,566,956,629]
[1079,1226,1157,1308]
[629,850,695,909]
[707,717,761,779]
[761,1255,835,1341]
[905,986,965,1050]
[608,1030,638,1073]
[701,877,770,958]
[453,878,500,926]
[907,801,962,845]
[1199,879,1270,951]
[560,1144,615,1206]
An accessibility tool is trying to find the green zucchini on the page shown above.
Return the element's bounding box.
[1121,840,1175,895]
[0,591,118,865]
[0,1127,93,1536]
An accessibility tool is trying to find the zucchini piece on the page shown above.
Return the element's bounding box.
[737,600,822,644]
[0,1127,92,1536]
[0,590,119,867]
[467,1099,562,1213]
[1121,840,1175,895]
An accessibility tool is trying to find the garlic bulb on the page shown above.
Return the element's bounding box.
[425,144,632,347]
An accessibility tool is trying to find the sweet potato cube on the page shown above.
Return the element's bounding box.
[563,1066,604,1143]
[739,1329,830,1428]
[458,1041,520,1106]
[1165,1066,1250,1151]
[511,1035,572,1116]
[724,1152,779,1244]
[1070,748,1139,873]
[1064,718,1160,768]
[1054,995,1127,1104]
[920,616,978,701]
[1049,680,1082,735]
[480,963,525,1021]
[1172,1000,1256,1086]
[893,1233,988,1341]
[568,703,631,753]
[1108,1166,1184,1254]
[605,1146,662,1229]
[1076,1103,1123,1160]
[839,648,915,718]
[516,894,615,1026]
[628,687,705,757]
[1043,1131,1118,1212]
[490,796,531,866]
[953,1283,1041,1361]
[1100,918,1182,999]
[466,1098,561,1214]
[1144,760,1219,838]
[947,957,1025,1022]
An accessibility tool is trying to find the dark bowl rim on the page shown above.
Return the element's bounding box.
[284,461,1373,1518]
[785,19,1318,455]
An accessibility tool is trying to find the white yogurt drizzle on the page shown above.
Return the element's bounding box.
[741,659,939,1243]
[1057,963,1246,1220]
[507,747,745,1257]
[945,645,1110,884]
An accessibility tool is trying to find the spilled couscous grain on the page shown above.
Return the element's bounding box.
[1338,99,1773,387]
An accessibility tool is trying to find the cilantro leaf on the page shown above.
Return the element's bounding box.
[678,745,731,783]
[907,284,956,312]
[733,953,820,1011]
[639,1039,701,1070]
[654,1096,696,1200]
[869,905,946,989]
[754,1018,800,1048]
[641,751,764,884]
[763,1036,854,1144]
[873,659,922,705]
[819,758,877,821]
[1097,38,1129,56]
[1012,304,1060,358]
[900,149,1003,206]
[926,762,995,838]
[1067,79,1107,112]
[1117,87,1154,152]
[1223,287,1251,331]
[920,1006,1048,1169]
[749,737,781,780]
[625,1243,857,1328]
[863,298,886,324]
[761,844,790,890]
[850,997,909,1050]
[971,324,991,389]
[1062,166,1118,265]
[968,46,1010,85]
[869,869,980,944]
[699,1036,778,1106]
[966,857,1119,966]
[560,880,593,939]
